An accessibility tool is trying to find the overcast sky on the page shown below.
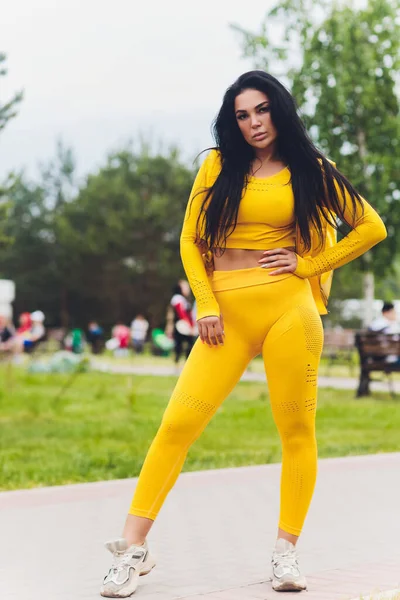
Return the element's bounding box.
[0,0,282,179]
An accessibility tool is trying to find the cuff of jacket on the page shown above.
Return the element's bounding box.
[196,303,220,321]
[294,254,315,278]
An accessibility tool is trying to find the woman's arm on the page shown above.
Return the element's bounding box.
[294,178,387,279]
[180,151,221,321]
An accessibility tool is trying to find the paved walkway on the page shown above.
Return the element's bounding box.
[1,453,399,600]
[92,360,399,394]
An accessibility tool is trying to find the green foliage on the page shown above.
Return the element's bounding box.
[1,367,400,490]
[0,53,23,250]
[0,170,64,320]
[0,53,23,133]
[0,141,195,328]
[233,0,400,281]
[55,144,194,327]
[0,142,81,323]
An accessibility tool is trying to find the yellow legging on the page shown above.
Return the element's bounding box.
[129,267,324,536]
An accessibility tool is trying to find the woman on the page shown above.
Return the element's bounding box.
[170,280,195,366]
[100,71,386,596]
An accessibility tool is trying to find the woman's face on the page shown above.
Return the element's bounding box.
[234,88,278,151]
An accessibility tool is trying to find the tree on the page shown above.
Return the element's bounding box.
[0,141,196,330]
[0,53,23,132]
[56,144,195,328]
[0,53,24,247]
[40,140,77,327]
[233,0,400,325]
[0,174,59,319]
[0,142,77,325]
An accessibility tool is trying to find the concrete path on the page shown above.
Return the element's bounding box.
[1,453,399,600]
[92,360,398,394]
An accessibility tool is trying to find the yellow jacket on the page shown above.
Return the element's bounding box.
[180,150,387,319]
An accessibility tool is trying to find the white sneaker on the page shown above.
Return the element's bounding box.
[100,538,156,598]
[271,538,307,592]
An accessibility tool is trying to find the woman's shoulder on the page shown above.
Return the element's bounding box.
[198,148,221,170]
[199,148,222,182]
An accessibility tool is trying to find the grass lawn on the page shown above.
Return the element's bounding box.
[0,363,399,491]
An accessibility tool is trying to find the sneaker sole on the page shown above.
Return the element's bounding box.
[272,580,307,592]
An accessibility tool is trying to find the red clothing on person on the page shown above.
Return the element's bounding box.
[17,312,32,335]
[171,294,193,326]
[112,325,130,349]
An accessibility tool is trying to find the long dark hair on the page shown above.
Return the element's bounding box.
[196,70,363,253]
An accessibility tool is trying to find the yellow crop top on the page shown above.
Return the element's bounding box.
[217,167,295,250]
[180,149,387,320]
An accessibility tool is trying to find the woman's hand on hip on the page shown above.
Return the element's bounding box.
[197,314,225,347]
[258,247,298,275]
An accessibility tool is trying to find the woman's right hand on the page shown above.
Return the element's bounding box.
[197,314,225,347]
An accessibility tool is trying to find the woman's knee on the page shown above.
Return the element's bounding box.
[154,410,207,449]
[280,418,316,452]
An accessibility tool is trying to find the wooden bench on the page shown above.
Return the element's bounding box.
[323,328,355,376]
[355,331,400,397]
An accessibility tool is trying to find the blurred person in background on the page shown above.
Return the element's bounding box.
[14,310,46,357]
[369,301,400,334]
[87,321,105,354]
[111,321,130,357]
[28,311,46,347]
[130,314,149,354]
[0,314,16,355]
[100,71,387,596]
[17,312,32,336]
[368,301,400,365]
[170,280,195,366]
[64,327,85,354]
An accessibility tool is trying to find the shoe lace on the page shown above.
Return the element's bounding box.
[272,549,299,569]
[111,550,140,574]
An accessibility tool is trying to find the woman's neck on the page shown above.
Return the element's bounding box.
[253,147,279,163]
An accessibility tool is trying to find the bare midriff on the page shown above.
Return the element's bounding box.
[213,247,295,271]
